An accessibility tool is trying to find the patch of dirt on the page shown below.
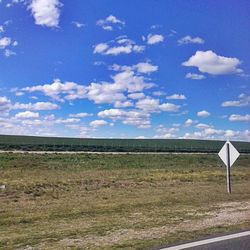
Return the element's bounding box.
[59,200,250,248]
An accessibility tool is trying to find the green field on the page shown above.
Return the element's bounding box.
[0,153,250,249]
[0,134,250,153]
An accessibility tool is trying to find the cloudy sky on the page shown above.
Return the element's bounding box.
[0,0,249,140]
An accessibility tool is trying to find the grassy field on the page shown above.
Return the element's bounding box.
[0,153,250,249]
[0,134,250,153]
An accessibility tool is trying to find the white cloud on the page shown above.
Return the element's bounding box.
[166,94,186,100]
[85,69,152,105]
[128,92,145,100]
[98,109,151,129]
[182,50,243,75]
[110,61,158,74]
[178,35,204,45]
[135,62,158,74]
[136,97,180,112]
[105,45,133,55]
[69,112,92,118]
[135,136,146,139]
[12,40,18,46]
[15,92,24,96]
[22,66,154,107]
[96,15,125,31]
[55,118,80,124]
[93,43,109,54]
[4,49,16,57]
[0,96,11,114]
[0,37,11,49]
[89,119,108,128]
[72,21,85,28]
[22,79,86,102]
[106,15,124,24]
[181,126,250,141]
[0,26,4,33]
[28,0,62,28]
[229,114,250,122]
[86,81,126,104]
[197,110,210,117]
[196,123,210,129]
[12,101,59,110]
[184,119,194,127]
[185,72,206,80]
[15,111,39,119]
[222,93,250,107]
[114,100,133,108]
[160,103,180,112]
[154,125,179,139]
[93,39,145,56]
[147,34,164,44]
[152,91,165,96]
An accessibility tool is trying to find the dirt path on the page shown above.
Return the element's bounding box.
[59,200,250,248]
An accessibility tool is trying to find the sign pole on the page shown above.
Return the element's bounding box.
[226,142,231,194]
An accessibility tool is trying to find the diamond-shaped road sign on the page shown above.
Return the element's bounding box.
[218,140,240,167]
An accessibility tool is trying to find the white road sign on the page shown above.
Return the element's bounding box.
[218,140,240,167]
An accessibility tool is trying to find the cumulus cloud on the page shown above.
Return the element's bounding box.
[69,112,92,118]
[89,119,108,128]
[178,35,204,45]
[55,118,80,124]
[182,127,250,141]
[195,123,210,129]
[72,21,85,28]
[98,108,151,129]
[22,65,155,107]
[135,62,158,74]
[0,96,11,114]
[114,100,133,108]
[86,70,153,105]
[222,93,250,107]
[154,125,179,139]
[96,15,125,31]
[152,91,165,96]
[147,34,164,44]
[93,37,145,56]
[22,79,86,102]
[12,101,59,110]
[136,97,180,113]
[166,94,186,100]
[128,92,145,100]
[197,110,210,117]
[182,50,243,75]
[15,111,39,119]
[110,61,158,74]
[0,37,11,49]
[28,0,62,27]
[229,114,250,122]
[4,49,16,57]
[185,72,206,80]
[184,118,194,127]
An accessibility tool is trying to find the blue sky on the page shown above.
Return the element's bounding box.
[0,0,249,140]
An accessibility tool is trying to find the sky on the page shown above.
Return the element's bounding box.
[0,0,249,140]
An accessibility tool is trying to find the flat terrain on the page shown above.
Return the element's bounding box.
[0,153,250,249]
[1,134,250,153]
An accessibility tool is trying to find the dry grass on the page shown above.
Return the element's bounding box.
[0,153,250,249]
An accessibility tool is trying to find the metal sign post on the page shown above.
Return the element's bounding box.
[218,140,240,194]
[226,142,231,193]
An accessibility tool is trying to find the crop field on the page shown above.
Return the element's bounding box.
[0,152,250,249]
[0,134,250,153]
